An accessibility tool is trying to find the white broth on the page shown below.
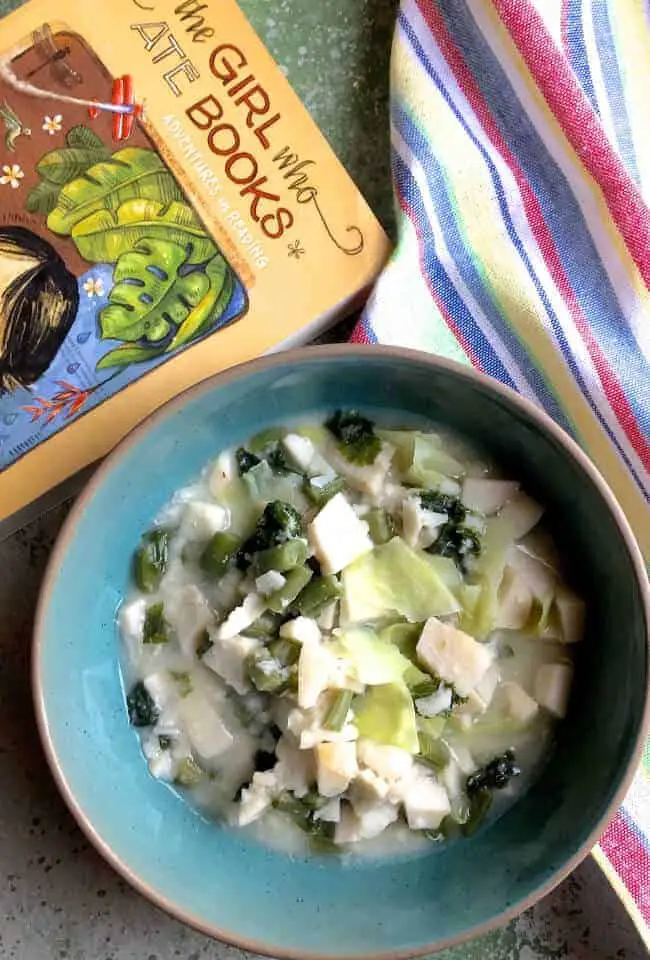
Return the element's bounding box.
[118,413,583,856]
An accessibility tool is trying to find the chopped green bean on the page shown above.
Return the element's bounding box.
[252,539,309,575]
[266,566,313,614]
[242,610,284,640]
[303,475,345,506]
[134,529,169,592]
[292,575,341,617]
[200,531,240,577]
[170,670,193,698]
[366,508,395,545]
[143,602,169,644]
[268,636,301,666]
[323,689,354,731]
[246,650,292,693]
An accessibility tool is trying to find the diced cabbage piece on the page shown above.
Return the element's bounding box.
[243,460,306,510]
[336,627,413,686]
[179,501,229,541]
[501,681,539,724]
[401,433,464,485]
[417,617,494,698]
[354,683,419,754]
[178,693,234,761]
[216,593,266,641]
[534,663,573,718]
[309,493,373,575]
[282,433,335,478]
[203,633,259,694]
[462,478,519,515]
[315,741,358,797]
[342,537,460,623]
[415,687,453,717]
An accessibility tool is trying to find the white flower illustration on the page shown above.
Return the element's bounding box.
[83,276,105,298]
[42,114,63,135]
[0,163,24,188]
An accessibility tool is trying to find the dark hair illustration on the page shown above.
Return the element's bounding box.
[0,226,78,393]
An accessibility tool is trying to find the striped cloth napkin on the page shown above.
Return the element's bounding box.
[352,0,650,943]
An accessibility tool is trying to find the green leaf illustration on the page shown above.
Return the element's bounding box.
[37,145,111,186]
[25,179,61,215]
[65,125,107,152]
[47,147,184,235]
[99,238,211,343]
[165,255,233,351]
[71,199,216,264]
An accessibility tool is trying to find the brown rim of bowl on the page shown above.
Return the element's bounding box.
[32,343,650,960]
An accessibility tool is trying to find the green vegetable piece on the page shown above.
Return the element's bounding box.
[323,689,354,731]
[135,529,169,592]
[242,460,305,509]
[354,683,419,753]
[170,670,193,698]
[366,508,396,545]
[248,428,285,453]
[246,650,292,693]
[200,531,240,577]
[405,434,465,485]
[252,539,309,575]
[196,629,213,658]
[236,447,261,475]
[420,490,466,523]
[100,238,211,344]
[303,475,345,506]
[417,715,447,739]
[71,197,215,264]
[134,528,169,592]
[336,626,413,686]
[409,676,441,698]
[175,757,204,788]
[126,681,158,727]
[342,537,460,623]
[143,602,169,644]
[237,500,305,569]
[427,522,481,573]
[466,750,521,795]
[292,574,341,617]
[268,636,301,666]
[462,787,493,837]
[378,622,422,658]
[273,793,336,848]
[266,566,313,614]
[417,732,450,770]
[242,610,283,640]
[47,147,184,235]
[325,409,381,466]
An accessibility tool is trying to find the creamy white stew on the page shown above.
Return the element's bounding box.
[118,412,584,856]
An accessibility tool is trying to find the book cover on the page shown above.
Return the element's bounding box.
[0,0,390,535]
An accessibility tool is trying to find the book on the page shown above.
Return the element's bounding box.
[0,0,390,537]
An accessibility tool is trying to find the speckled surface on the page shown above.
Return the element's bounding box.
[0,0,647,958]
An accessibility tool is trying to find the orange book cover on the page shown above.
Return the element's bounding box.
[0,0,390,535]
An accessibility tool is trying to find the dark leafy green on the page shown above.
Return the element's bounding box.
[126,681,158,727]
[427,522,481,573]
[196,629,213,658]
[236,447,261,475]
[419,490,466,523]
[466,750,521,796]
[325,409,381,466]
[236,501,304,570]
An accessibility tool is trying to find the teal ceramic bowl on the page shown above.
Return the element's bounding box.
[33,346,649,959]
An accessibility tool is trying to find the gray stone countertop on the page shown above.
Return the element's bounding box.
[0,0,648,957]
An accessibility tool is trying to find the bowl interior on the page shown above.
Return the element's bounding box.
[35,349,648,959]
